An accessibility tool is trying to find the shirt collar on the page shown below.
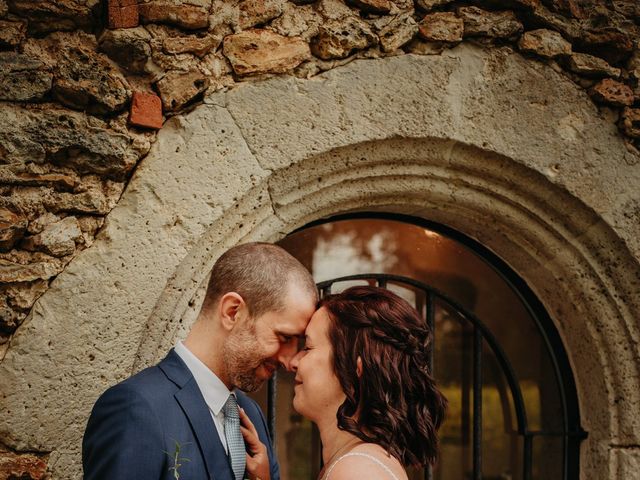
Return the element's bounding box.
[174,341,234,415]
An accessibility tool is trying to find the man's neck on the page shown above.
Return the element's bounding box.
[183,318,230,387]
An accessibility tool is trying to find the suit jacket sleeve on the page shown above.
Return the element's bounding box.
[83,383,167,480]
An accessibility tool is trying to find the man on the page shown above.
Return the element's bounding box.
[83,242,318,480]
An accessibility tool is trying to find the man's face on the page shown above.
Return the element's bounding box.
[222,283,316,392]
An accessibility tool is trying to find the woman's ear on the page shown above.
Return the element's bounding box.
[356,356,363,378]
[218,292,244,331]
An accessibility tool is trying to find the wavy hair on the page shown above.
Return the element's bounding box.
[320,285,447,467]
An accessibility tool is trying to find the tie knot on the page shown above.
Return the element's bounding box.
[223,394,239,419]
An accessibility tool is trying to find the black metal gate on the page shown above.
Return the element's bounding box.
[265,272,586,479]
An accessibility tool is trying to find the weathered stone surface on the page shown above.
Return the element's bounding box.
[239,0,285,29]
[98,27,152,74]
[311,17,377,60]
[27,212,61,235]
[566,52,621,78]
[348,0,391,14]
[163,35,218,57]
[1,279,48,311]
[0,0,8,17]
[224,29,311,75]
[316,0,358,21]
[0,208,27,252]
[518,28,571,58]
[7,0,97,35]
[53,41,131,115]
[0,451,48,480]
[107,0,139,29]
[0,18,26,47]
[578,28,634,65]
[0,104,140,178]
[418,12,464,43]
[129,91,163,129]
[139,1,209,30]
[21,216,82,257]
[622,108,640,138]
[378,12,418,53]
[590,78,634,107]
[0,164,79,190]
[0,52,52,102]
[415,0,451,11]
[156,70,209,111]
[457,6,523,39]
[528,3,581,41]
[45,178,125,215]
[0,250,67,283]
[269,3,321,41]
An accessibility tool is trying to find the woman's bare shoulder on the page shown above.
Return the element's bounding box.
[327,444,407,480]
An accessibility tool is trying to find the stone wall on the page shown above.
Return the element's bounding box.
[0,0,639,478]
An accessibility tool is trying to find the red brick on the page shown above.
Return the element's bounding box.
[107,0,139,29]
[129,91,163,129]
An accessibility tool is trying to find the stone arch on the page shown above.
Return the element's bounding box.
[1,44,638,479]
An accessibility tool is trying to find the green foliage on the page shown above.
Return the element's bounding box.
[163,439,192,480]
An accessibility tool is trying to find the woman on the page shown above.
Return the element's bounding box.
[242,285,447,480]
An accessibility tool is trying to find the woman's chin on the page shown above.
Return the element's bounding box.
[292,393,306,416]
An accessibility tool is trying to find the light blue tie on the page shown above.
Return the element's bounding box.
[223,394,246,480]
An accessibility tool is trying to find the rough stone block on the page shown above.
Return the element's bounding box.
[457,6,523,39]
[0,451,48,479]
[310,17,377,60]
[0,52,52,102]
[52,38,131,114]
[238,0,285,29]
[566,52,621,78]
[21,216,83,258]
[224,29,311,75]
[107,0,140,29]
[622,108,640,139]
[0,18,26,47]
[162,35,219,58]
[415,0,452,11]
[518,29,572,58]
[589,78,634,107]
[7,0,94,35]
[0,208,28,252]
[139,1,209,30]
[418,12,464,43]
[156,70,209,111]
[347,0,391,14]
[129,91,163,129]
[98,26,152,73]
[379,12,418,53]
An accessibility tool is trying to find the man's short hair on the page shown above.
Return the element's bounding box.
[203,242,317,318]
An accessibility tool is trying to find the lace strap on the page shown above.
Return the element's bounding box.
[322,452,400,480]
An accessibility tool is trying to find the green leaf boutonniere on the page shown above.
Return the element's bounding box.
[164,439,192,480]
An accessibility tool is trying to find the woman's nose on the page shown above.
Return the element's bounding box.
[289,350,303,372]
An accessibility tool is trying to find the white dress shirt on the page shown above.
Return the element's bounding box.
[174,341,235,454]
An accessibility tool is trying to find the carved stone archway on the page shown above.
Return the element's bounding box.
[1,44,638,479]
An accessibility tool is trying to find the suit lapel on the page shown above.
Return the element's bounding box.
[174,381,234,480]
[160,350,234,480]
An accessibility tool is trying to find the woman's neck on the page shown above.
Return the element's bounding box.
[317,418,361,465]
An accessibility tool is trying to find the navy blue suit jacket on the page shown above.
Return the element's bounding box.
[83,349,279,480]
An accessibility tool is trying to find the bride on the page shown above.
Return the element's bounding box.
[241,285,447,480]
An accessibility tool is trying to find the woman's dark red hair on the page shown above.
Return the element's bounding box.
[320,285,447,467]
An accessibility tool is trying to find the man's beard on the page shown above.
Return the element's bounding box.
[222,323,276,392]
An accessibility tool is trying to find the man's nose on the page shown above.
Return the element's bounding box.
[277,341,299,372]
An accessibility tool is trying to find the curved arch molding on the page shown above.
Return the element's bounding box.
[1,44,638,478]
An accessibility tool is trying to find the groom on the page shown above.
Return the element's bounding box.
[83,242,318,480]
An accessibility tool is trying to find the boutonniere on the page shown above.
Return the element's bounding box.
[164,439,192,479]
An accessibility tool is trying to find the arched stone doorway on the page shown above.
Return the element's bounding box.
[1,44,638,479]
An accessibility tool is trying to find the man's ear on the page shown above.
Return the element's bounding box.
[356,356,363,378]
[218,292,245,332]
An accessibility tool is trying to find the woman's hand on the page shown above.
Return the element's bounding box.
[239,407,271,480]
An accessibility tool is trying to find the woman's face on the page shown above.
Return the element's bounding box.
[290,307,346,423]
